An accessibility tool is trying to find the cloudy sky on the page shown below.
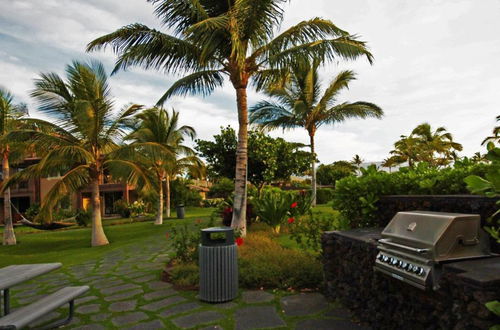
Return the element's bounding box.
[1,0,499,165]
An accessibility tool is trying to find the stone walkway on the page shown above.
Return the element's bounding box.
[9,234,369,329]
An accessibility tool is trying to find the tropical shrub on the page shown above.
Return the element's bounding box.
[289,210,347,252]
[128,200,146,218]
[171,179,203,207]
[114,200,131,218]
[253,190,295,234]
[75,209,91,227]
[169,223,201,263]
[238,232,323,290]
[168,263,199,288]
[25,203,40,220]
[465,144,500,243]
[201,198,224,208]
[315,188,335,205]
[208,177,234,199]
[53,209,76,221]
[333,162,489,228]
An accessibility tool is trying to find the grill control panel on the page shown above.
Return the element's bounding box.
[376,253,427,277]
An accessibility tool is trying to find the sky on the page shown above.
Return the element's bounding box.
[1,0,499,165]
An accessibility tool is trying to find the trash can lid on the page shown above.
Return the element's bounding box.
[200,227,235,246]
[201,227,233,233]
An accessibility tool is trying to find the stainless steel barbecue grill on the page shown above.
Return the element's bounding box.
[374,211,492,290]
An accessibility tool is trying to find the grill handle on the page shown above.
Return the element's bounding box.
[378,239,429,254]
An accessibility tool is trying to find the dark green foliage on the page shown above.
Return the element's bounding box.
[171,179,202,207]
[53,209,76,221]
[316,188,335,204]
[169,263,199,288]
[196,126,311,186]
[465,143,500,243]
[114,199,131,218]
[208,177,234,198]
[75,209,91,227]
[333,162,489,228]
[316,161,357,186]
[169,223,201,263]
[289,210,347,251]
[25,203,40,220]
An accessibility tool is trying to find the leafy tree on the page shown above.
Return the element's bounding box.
[4,61,150,247]
[316,161,357,186]
[387,123,463,167]
[126,108,202,223]
[87,0,373,235]
[250,62,382,204]
[196,126,310,192]
[482,115,500,145]
[0,88,28,245]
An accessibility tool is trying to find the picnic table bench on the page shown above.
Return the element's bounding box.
[0,263,88,329]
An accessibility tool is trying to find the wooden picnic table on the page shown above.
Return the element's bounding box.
[0,263,62,316]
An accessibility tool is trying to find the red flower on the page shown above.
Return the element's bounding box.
[165,232,170,239]
[288,217,295,224]
[224,207,233,214]
[290,202,298,208]
[235,237,244,246]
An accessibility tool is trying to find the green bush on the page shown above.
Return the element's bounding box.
[208,177,234,199]
[238,232,323,290]
[169,223,201,263]
[289,210,347,251]
[201,198,224,208]
[171,179,203,207]
[25,203,40,220]
[333,162,489,228]
[114,199,131,218]
[75,209,91,227]
[169,263,199,288]
[315,188,334,204]
[253,190,297,234]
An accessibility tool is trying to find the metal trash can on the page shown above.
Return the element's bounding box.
[176,204,185,219]
[199,227,238,302]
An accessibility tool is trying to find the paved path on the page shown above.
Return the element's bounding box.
[8,234,369,329]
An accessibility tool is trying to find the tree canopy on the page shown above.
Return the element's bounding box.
[196,126,310,188]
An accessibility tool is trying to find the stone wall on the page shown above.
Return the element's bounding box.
[322,229,500,330]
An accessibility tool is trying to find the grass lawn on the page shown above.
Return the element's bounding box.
[0,207,215,268]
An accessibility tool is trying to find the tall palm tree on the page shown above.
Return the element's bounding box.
[0,88,27,245]
[4,61,150,246]
[388,135,421,167]
[411,123,463,166]
[87,0,373,236]
[249,62,383,205]
[126,107,202,224]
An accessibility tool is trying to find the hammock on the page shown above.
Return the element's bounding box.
[10,201,75,230]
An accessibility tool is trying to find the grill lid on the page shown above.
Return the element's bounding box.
[381,211,487,261]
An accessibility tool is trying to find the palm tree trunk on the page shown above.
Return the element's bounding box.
[309,133,317,206]
[155,173,163,225]
[2,149,16,245]
[165,176,171,218]
[91,178,109,246]
[231,87,248,236]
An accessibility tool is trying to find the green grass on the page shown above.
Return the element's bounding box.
[0,207,215,268]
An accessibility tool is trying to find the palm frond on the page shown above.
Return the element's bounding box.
[318,70,356,109]
[157,70,225,104]
[321,101,383,126]
[249,100,301,131]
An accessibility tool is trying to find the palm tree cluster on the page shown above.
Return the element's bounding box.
[249,62,382,204]
[87,0,375,235]
[1,61,204,246]
[385,123,463,168]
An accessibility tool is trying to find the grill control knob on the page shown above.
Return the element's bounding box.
[382,256,389,263]
[412,265,420,273]
[406,263,413,271]
[401,262,408,269]
[391,258,398,266]
[378,254,384,261]
[397,260,404,268]
[417,268,426,276]
[387,257,393,264]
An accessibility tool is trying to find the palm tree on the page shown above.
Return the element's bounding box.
[0,88,27,245]
[4,61,150,246]
[351,154,363,168]
[387,135,420,167]
[482,115,500,145]
[87,1,373,236]
[249,62,382,205]
[126,107,202,224]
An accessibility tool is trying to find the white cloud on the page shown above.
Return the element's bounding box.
[1,0,499,165]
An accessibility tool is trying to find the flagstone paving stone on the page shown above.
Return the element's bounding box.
[234,306,286,330]
[9,225,369,329]
[281,292,329,316]
[172,310,225,328]
[242,290,275,304]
